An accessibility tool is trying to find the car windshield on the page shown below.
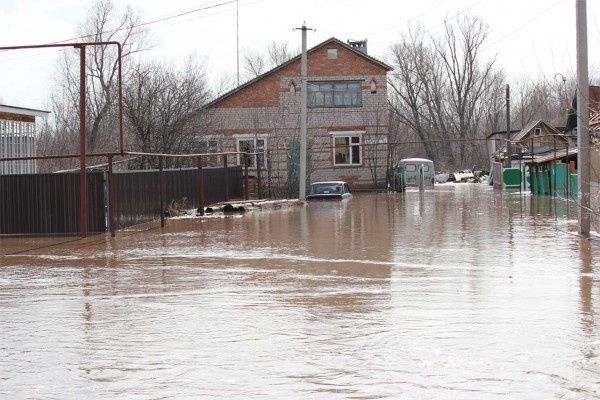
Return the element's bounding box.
[310,184,342,195]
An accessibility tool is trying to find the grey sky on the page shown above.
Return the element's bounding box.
[0,0,598,110]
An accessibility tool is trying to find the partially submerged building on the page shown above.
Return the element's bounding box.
[204,38,392,194]
[0,104,49,174]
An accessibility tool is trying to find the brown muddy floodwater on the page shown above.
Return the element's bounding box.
[1,184,599,399]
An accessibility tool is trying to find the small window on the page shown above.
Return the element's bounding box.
[370,79,377,94]
[198,138,219,166]
[405,164,417,172]
[236,137,267,168]
[534,127,542,137]
[327,48,338,59]
[333,133,361,166]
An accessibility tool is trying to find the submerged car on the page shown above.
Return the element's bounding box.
[306,181,352,200]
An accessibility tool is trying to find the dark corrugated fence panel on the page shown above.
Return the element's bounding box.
[0,172,105,235]
[0,166,241,234]
[114,166,242,230]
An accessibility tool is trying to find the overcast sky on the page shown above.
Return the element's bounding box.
[1,0,599,110]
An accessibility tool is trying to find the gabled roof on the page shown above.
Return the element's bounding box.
[512,120,562,142]
[205,37,393,108]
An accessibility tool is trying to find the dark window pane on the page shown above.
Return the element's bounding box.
[334,137,349,164]
[351,146,360,164]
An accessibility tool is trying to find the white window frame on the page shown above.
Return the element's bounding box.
[235,134,267,168]
[331,131,363,166]
[533,127,542,137]
[197,137,220,166]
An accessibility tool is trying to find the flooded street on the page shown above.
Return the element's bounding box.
[1,184,599,399]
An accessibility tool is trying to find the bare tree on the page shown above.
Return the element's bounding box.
[388,17,503,169]
[46,0,147,156]
[243,50,266,79]
[243,40,295,80]
[124,56,212,168]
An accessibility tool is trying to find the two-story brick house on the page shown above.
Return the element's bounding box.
[204,37,392,195]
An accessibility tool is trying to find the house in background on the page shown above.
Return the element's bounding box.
[488,120,568,168]
[0,104,49,174]
[204,37,392,195]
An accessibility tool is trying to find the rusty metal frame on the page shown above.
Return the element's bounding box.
[0,41,124,238]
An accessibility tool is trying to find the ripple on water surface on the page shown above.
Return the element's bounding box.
[0,186,599,399]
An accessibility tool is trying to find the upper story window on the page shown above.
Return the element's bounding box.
[308,81,362,108]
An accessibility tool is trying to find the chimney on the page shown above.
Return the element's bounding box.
[347,39,368,55]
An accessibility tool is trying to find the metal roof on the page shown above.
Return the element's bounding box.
[531,147,578,164]
[0,104,50,117]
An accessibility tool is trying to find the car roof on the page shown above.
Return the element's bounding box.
[399,158,434,163]
[311,181,346,185]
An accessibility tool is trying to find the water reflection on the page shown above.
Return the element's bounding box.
[0,185,599,399]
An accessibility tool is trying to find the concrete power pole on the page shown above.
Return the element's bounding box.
[296,23,313,200]
[236,0,240,86]
[506,84,511,169]
[576,0,590,234]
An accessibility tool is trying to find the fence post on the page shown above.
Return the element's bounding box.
[197,155,205,216]
[159,156,165,227]
[223,154,229,201]
[566,141,570,199]
[256,153,262,199]
[553,136,557,197]
[108,155,116,237]
[244,152,249,200]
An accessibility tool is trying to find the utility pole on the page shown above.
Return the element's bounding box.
[576,0,590,235]
[506,84,511,169]
[78,45,88,238]
[236,0,240,86]
[295,23,314,200]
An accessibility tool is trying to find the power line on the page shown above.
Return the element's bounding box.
[0,0,239,60]
[368,0,450,36]
[481,0,566,52]
[53,0,239,45]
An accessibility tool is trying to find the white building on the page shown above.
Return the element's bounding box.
[0,105,49,174]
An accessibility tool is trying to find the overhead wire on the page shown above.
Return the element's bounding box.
[0,0,242,62]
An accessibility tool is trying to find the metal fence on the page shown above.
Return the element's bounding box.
[114,166,242,229]
[0,172,105,235]
[0,166,243,236]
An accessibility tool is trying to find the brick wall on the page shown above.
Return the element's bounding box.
[207,40,391,194]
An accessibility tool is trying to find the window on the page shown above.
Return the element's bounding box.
[198,138,219,166]
[327,48,338,59]
[533,127,542,137]
[332,132,361,166]
[236,136,267,168]
[308,81,362,107]
[405,164,416,172]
